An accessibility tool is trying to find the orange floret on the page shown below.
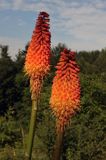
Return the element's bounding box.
[24,11,51,98]
[50,49,80,131]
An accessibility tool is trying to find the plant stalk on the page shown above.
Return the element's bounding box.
[26,99,38,160]
[53,128,64,160]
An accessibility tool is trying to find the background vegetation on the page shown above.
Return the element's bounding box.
[0,43,105,159]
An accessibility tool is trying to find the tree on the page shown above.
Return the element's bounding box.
[0,45,16,114]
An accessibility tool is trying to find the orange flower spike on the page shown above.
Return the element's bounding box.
[50,49,80,131]
[24,12,51,98]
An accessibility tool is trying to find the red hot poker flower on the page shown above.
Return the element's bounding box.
[50,49,80,131]
[24,12,51,98]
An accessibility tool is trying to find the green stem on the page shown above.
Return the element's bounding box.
[26,99,38,160]
[53,129,64,160]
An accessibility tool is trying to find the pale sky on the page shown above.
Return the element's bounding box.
[0,0,106,58]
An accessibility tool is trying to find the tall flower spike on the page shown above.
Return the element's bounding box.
[24,11,51,99]
[24,12,51,159]
[50,49,80,131]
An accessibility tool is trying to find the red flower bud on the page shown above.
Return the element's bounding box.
[24,12,51,98]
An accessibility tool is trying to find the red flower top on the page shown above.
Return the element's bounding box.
[50,49,80,131]
[24,12,51,98]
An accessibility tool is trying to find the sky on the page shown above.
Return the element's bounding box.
[0,0,106,58]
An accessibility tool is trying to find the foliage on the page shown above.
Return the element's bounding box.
[65,74,105,160]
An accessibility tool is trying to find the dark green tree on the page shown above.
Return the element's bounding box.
[0,45,17,114]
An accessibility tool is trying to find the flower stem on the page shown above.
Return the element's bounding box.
[53,129,64,160]
[26,99,38,160]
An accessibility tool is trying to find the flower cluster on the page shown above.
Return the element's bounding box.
[24,12,51,98]
[50,49,80,131]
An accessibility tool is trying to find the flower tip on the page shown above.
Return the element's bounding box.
[40,11,49,17]
[63,48,69,53]
[70,51,76,55]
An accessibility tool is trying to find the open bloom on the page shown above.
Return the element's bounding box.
[24,12,51,98]
[50,49,80,131]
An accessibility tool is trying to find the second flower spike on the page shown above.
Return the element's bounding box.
[50,49,80,131]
